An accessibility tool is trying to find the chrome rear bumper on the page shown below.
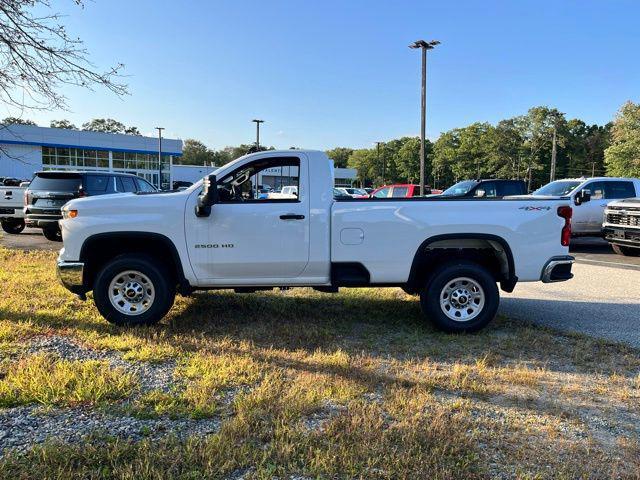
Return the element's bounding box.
[541,256,574,283]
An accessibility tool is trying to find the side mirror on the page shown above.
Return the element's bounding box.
[195,174,218,217]
[575,189,591,206]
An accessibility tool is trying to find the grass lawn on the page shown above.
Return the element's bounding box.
[0,246,639,479]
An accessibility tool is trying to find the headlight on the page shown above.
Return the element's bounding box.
[62,208,78,219]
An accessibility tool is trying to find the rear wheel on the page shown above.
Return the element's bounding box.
[42,227,62,242]
[93,254,175,326]
[420,261,499,333]
[611,244,640,257]
[1,219,25,234]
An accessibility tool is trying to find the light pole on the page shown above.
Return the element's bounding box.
[252,119,264,149]
[155,127,164,190]
[375,141,385,185]
[409,39,440,196]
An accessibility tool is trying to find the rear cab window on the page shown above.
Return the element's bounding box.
[604,181,635,199]
[135,178,156,192]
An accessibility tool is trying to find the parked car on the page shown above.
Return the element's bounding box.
[370,184,438,198]
[57,150,573,333]
[332,188,352,200]
[531,177,640,237]
[602,198,640,256]
[335,187,369,198]
[0,183,27,234]
[25,171,157,241]
[435,179,527,198]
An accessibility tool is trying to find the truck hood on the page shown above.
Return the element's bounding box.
[64,190,188,213]
[606,197,640,207]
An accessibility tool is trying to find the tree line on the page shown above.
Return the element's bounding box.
[330,104,636,190]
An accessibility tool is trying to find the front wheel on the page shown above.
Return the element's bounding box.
[42,227,62,242]
[1,219,25,234]
[93,255,176,326]
[611,244,640,257]
[420,261,499,333]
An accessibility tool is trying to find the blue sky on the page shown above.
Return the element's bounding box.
[9,0,640,150]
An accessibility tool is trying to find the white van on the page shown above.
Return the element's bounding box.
[532,177,640,236]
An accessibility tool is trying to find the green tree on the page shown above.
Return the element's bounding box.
[179,139,217,166]
[50,119,76,129]
[326,147,353,168]
[1,117,36,125]
[347,149,378,186]
[605,101,640,177]
[81,118,140,135]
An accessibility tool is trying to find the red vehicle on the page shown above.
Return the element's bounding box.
[370,184,442,198]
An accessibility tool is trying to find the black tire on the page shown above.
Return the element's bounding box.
[42,227,62,242]
[611,244,640,257]
[1,219,25,234]
[93,254,176,326]
[420,260,499,333]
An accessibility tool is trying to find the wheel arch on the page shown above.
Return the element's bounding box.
[79,231,189,293]
[406,233,517,293]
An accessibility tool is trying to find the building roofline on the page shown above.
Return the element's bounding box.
[0,138,182,156]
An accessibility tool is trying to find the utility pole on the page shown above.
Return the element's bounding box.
[592,162,596,177]
[155,127,164,190]
[252,119,264,149]
[375,142,385,184]
[550,125,557,182]
[410,40,440,196]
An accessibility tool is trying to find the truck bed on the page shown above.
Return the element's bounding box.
[331,197,570,283]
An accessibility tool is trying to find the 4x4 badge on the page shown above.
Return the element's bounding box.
[519,206,551,211]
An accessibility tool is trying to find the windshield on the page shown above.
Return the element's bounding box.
[532,181,581,196]
[441,180,478,196]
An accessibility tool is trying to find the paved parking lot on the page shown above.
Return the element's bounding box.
[1,230,639,346]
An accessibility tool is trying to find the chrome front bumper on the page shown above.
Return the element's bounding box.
[56,258,86,296]
[541,256,574,283]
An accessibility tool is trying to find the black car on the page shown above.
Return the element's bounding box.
[25,171,156,241]
[438,179,527,198]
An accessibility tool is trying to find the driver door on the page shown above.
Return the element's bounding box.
[185,155,310,282]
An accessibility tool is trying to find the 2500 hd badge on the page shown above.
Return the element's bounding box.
[194,244,234,248]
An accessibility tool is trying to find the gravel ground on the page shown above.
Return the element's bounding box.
[0,335,220,455]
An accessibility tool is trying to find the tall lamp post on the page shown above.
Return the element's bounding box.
[155,127,164,190]
[409,39,440,196]
[375,141,385,185]
[252,119,264,149]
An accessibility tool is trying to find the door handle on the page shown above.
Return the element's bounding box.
[279,214,305,220]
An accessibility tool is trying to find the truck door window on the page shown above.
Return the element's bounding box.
[217,157,300,203]
[604,181,635,199]
[582,182,604,200]
[474,182,496,197]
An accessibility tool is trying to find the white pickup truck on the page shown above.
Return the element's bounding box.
[0,185,26,234]
[57,150,574,333]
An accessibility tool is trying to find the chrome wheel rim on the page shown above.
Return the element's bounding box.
[439,277,485,322]
[108,270,155,316]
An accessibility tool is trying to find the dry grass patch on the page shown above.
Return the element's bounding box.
[1,247,640,478]
[0,354,136,407]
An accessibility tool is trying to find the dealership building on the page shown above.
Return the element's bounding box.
[0,124,182,190]
[1,124,357,189]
